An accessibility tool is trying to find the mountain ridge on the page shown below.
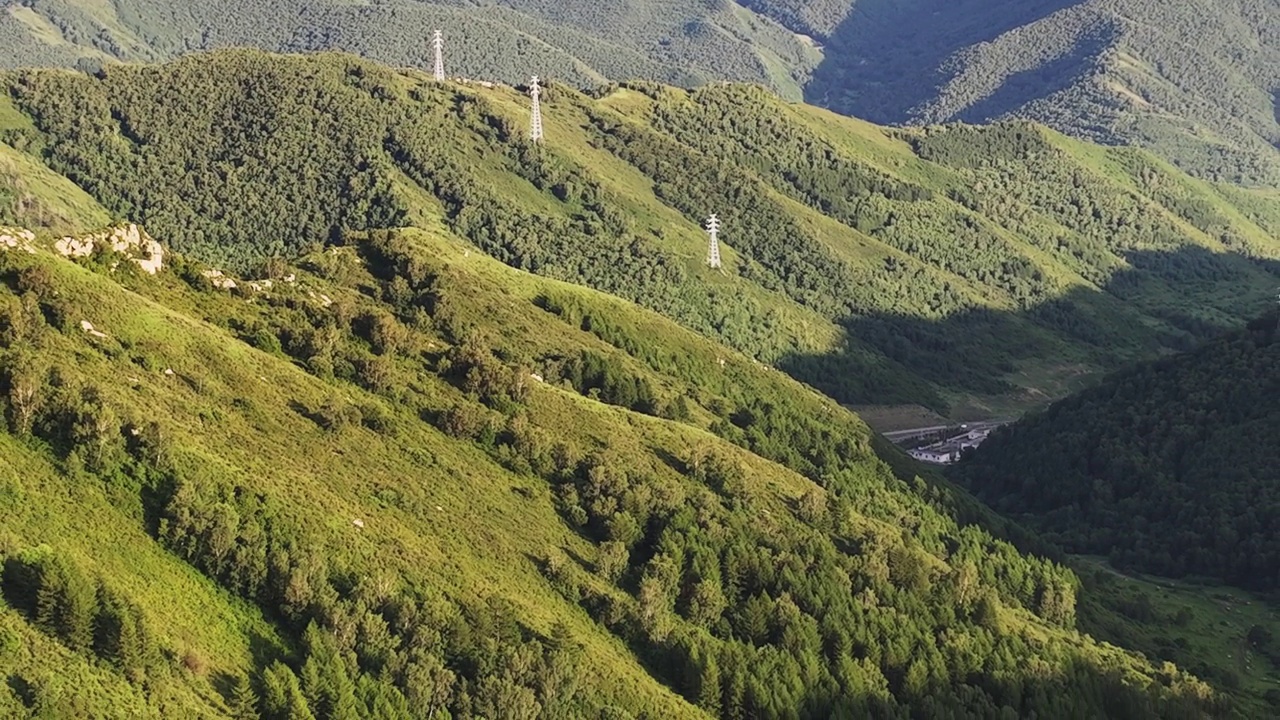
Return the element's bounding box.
[4,49,1279,420]
[0,48,1278,717]
[3,0,1278,184]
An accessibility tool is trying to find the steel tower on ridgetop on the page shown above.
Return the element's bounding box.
[529,76,544,143]
[432,30,445,81]
[706,214,722,269]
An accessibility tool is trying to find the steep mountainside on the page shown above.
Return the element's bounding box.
[0,0,821,99]
[2,51,1279,419]
[808,0,1280,185]
[954,314,1280,591]
[3,0,1278,184]
[0,214,1237,717]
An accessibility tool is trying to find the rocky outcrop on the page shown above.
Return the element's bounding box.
[54,224,166,274]
[0,227,37,253]
[201,269,237,290]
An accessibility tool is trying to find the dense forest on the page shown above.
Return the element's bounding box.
[0,212,1235,717]
[3,0,1278,184]
[2,51,1278,416]
[955,314,1280,591]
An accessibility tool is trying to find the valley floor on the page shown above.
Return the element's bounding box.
[1073,556,1280,714]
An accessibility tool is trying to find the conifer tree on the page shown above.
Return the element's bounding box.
[263,661,316,720]
[696,652,722,716]
[60,569,97,653]
[230,674,261,720]
[33,559,61,635]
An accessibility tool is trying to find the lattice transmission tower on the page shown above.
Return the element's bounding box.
[529,76,544,143]
[706,214,722,269]
[432,30,445,82]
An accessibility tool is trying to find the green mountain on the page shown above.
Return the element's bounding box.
[0,218,1232,715]
[0,0,820,98]
[954,314,1280,592]
[3,50,1280,421]
[3,46,1280,718]
[3,1,1278,185]
[807,0,1280,185]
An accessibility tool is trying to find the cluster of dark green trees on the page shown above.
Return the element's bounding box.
[956,314,1280,590]
[1,546,154,680]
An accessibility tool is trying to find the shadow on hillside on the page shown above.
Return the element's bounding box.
[6,674,34,708]
[804,0,1086,123]
[777,246,1280,416]
[955,24,1114,124]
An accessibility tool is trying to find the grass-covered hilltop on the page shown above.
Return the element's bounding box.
[3,0,1277,184]
[3,49,1280,419]
[0,49,1278,718]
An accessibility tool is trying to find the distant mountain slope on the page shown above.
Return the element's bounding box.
[808,0,1280,185]
[0,0,820,98]
[3,0,1278,185]
[2,50,1278,417]
[954,314,1280,590]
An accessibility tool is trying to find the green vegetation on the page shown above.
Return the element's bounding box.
[0,221,1236,717]
[0,48,1275,718]
[3,1,1278,185]
[0,0,819,99]
[1074,556,1280,716]
[4,51,1279,418]
[955,314,1280,591]
[807,0,1280,185]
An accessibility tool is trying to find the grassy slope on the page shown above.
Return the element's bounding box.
[3,51,1278,423]
[0,436,274,719]
[1076,556,1280,718]
[580,82,1280,409]
[2,215,1250,715]
[0,95,110,233]
[1,230,710,716]
[508,75,1280,402]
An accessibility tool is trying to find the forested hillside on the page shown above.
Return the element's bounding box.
[3,0,1278,185]
[0,0,820,99]
[955,314,1280,592]
[808,0,1280,185]
[1,214,1241,717]
[2,51,1279,418]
